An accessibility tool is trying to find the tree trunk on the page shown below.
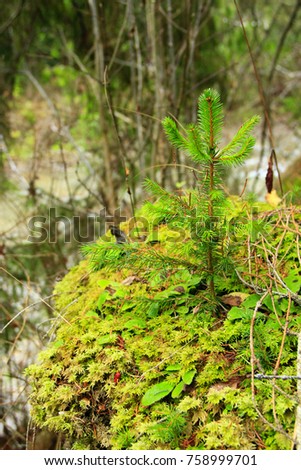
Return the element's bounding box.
[88,0,118,214]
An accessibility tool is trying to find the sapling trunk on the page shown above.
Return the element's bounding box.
[207,94,217,298]
[208,158,215,298]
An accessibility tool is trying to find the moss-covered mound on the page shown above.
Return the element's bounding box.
[26,198,301,450]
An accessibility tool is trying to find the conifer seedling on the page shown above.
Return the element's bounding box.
[159,88,260,297]
[84,89,259,304]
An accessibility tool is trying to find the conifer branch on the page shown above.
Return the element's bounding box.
[218,115,260,158]
[197,89,223,148]
[220,136,256,166]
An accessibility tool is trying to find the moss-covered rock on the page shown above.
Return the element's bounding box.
[25,199,301,449]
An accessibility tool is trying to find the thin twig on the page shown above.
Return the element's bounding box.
[103,66,137,224]
[0,0,25,34]
[0,267,70,333]
[272,293,291,425]
[233,0,283,196]
[265,258,301,306]
[250,291,295,442]
[250,291,270,396]
[254,374,301,380]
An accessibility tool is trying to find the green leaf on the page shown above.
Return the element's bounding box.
[153,290,172,300]
[242,294,261,308]
[263,295,282,316]
[112,286,127,298]
[280,298,298,314]
[153,284,188,301]
[98,279,114,289]
[85,310,99,318]
[97,334,117,346]
[227,306,244,321]
[97,291,109,309]
[147,302,160,318]
[176,305,189,314]
[228,307,259,321]
[124,318,147,330]
[120,301,135,312]
[284,270,301,293]
[171,381,185,398]
[141,381,175,406]
[165,364,182,372]
[182,369,196,385]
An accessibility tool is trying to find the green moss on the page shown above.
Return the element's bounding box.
[25,201,301,449]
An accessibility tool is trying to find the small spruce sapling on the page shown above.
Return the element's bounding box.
[83,89,259,303]
[159,88,260,298]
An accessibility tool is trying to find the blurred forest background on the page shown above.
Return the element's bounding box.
[0,0,300,449]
